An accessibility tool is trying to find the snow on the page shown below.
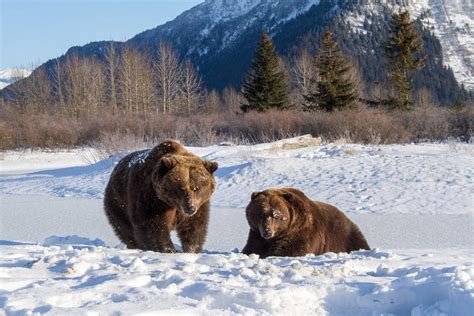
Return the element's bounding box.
[192,0,321,53]
[344,0,474,90]
[1,246,472,315]
[206,0,261,23]
[128,149,151,167]
[0,136,473,314]
[2,137,472,214]
[0,68,31,90]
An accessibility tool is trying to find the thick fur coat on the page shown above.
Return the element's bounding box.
[242,188,370,258]
[104,140,218,253]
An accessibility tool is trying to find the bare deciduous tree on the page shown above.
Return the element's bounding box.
[179,59,202,115]
[204,89,222,113]
[222,87,242,114]
[291,49,316,110]
[52,58,65,110]
[154,43,181,114]
[88,58,106,115]
[118,45,156,114]
[19,67,51,113]
[415,88,438,108]
[105,42,118,112]
[62,54,106,117]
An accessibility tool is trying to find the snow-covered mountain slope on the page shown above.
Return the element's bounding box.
[136,0,321,54]
[345,0,473,90]
[0,69,30,90]
[420,0,474,90]
[140,0,473,90]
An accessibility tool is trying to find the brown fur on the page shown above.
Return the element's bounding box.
[242,188,370,258]
[104,140,218,253]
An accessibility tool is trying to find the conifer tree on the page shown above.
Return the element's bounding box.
[384,10,425,110]
[305,31,357,111]
[241,30,289,112]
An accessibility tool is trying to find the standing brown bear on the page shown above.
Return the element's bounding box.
[242,188,370,258]
[104,140,218,253]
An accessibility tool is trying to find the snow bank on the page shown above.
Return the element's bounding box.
[0,244,472,315]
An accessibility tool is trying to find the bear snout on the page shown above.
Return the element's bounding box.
[262,230,273,239]
[180,198,199,216]
[183,205,197,216]
[260,224,274,239]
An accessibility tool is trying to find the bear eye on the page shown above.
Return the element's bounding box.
[272,211,286,220]
[192,187,200,192]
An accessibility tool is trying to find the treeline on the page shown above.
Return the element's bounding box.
[6,42,242,117]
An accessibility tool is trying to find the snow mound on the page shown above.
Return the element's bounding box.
[43,235,106,247]
[0,244,472,315]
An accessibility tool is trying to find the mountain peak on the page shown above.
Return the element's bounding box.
[0,69,31,90]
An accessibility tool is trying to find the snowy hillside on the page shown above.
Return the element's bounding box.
[137,0,322,54]
[421,0,474,90]
[0,137,473,314]
[346,0,474,90]
[0,69,30,90]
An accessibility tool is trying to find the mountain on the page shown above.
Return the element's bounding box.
[2,0,472,105]
[343,0,473,91]
[0,69,31,90]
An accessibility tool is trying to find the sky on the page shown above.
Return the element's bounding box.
[0,0,204,70]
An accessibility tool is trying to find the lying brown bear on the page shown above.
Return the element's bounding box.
[242,188,370,258]
[104,140,218,253]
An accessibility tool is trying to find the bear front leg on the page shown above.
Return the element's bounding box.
[133,217,176,253]
[242,229,268,257]
[269,237,310,258]
[176,202,210,253]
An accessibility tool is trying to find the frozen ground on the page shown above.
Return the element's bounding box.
[0,136,473,315]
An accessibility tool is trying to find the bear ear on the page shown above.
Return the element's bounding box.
[157,156,177,176]
[251,191,260,200]
[282,192,294,203]
[204,161,218,174]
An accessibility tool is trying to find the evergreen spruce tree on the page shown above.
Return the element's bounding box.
[305,31,357,112]
[384,11,426,110]
[241,30,289,112]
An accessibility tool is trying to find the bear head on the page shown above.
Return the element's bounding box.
[152,154,218,216]
[245,189,299,240]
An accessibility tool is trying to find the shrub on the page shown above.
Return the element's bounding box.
[0,104,471,151]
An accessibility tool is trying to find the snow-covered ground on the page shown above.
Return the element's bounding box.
[0,137,473,315]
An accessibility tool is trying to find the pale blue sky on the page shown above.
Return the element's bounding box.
[0,0,204,69]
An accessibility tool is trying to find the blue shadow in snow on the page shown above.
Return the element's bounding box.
[29,156,119,178]
[214,162,252,179]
